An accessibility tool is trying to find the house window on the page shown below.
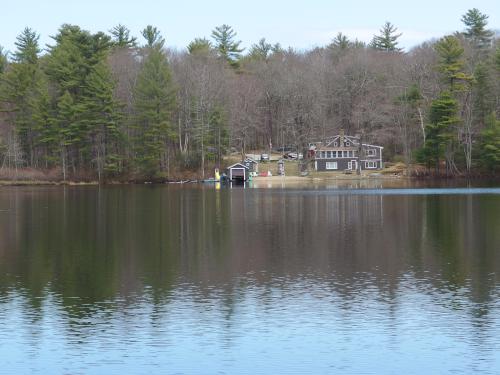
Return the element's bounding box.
[332,151,337,158]
[365,161,377,169]
[327,151,332,158]
[346,141,350,146]
[343,151,348,158]
[326,162,338,170]
[333,142,338,146]
[367,149,376,156]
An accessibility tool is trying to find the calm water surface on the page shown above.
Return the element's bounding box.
[0,181,500,374]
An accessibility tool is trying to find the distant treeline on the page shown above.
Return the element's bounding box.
[0,8,499,180]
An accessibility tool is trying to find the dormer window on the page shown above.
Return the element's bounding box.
[345,141,350,146]
[333,142,338,147]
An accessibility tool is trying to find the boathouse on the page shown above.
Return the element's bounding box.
[227,163,249,181]
[309,131,383,172]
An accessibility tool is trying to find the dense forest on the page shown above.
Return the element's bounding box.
[0,8,499,181]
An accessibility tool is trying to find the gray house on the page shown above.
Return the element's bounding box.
[309,132,383,172]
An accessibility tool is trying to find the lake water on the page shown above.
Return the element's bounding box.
[1,181,500,374]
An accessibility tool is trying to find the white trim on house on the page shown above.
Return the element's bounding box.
[365,161,377,169]
[311,136,384,150]
[325,161,338,170]
[317,150,358,159]
[361,143,384,149]
[227,163,249,181]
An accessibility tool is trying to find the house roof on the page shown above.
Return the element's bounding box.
[227,163,249,170]
[244,157,258,164]
[311,134,384,149]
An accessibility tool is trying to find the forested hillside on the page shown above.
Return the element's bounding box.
[0,8,499,180]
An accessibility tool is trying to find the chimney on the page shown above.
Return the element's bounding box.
[340,128,345,147]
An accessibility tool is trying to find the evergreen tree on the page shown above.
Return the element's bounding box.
[211,24,244,68]
[187,38,212,55]
[0,46,7,74]
[496,46,500,71]
[133,47,176,176]
[370,22,402,52]
[461,8,493,50]
[31,74,58,168]
[478,114,500,172]
[55,91,77,179]
[141,25,164,49]
[46,24,112,96]
[417,92,459,172]
[329,32,350,50]
[0,28,45,167]
[472,62,494,127]
[45,25,115,174]
[80,61,123,179]
[248,38,272,61]
[13,27,41,64]
[110,24,137,48]
[271,43,285,55]
[434,35,473,92]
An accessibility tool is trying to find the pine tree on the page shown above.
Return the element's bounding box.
[495,47,500,71]
[32,75,58,168]
[478,114,500,172]
[271,43,285,55]
[248,38,272,61]
[329,32,350,50]
[55,91,77,179]
[472,62,494,127]
[45,25,114,174]
[46,25,112,96]
[461,8,493,50]
[434,35,473,92]
[0,28,45,167]
[211,24,244,68]
[417,92,459,172]
[141,25,164,49]
[110,24,137,48]
[14,27,41,64]
[370,22,402,52]
[80,61,123,179]
[187,38,212,55]
[133,47,176,177]
[0,46,7,74]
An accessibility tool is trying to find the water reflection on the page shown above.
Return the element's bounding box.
[0,185,499,374]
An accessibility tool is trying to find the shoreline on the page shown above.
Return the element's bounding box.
[1,174,498,187]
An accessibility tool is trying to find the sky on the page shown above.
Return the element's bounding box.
[1,0,499,53]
